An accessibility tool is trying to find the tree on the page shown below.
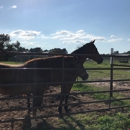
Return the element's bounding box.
[30,47,43,52]
[124,51,130,54]
[49,48,68,54]
[0,34,10,60]
[14,41,20,50]
[18,47,28,52]
[62,48,68,54]
[114,51,119,54]
[0,37,28,61]
[0,34,10,50]
[43,49,49,53]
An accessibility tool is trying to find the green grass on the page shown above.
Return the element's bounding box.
[97,112,130,130]
[72,83,110,101]
[84,60,111,68]
[83,60,111,80]
[83,60,130,80]
[37,112,130,130]
[72,83,130,107]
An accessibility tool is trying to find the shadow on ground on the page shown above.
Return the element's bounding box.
[21,115,86,130]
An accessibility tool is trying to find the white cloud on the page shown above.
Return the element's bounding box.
[9,29,106,45]
[10,30,41,40]
[0,6,3,9]
[11,5,17,9]
[110,35,115,38]
[41,34,49,39]
[22,41,34,46]
[128,39,130,41]
[107,38,123,42]
[41,30,105,44]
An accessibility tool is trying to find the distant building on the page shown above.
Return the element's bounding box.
[112,52,129,63]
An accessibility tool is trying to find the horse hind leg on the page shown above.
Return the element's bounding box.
[63,85,72,113]
[27,94,31,117]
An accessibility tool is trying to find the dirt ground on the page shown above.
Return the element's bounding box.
[0,82,130,130]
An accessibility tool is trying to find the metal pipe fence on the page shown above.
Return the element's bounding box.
[0,52,130,129]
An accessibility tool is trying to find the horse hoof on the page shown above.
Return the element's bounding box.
[65,110,70,114]
[59,114,63,118]
[31,119,37,128]
[64,107,70,113]
[58,107,62,113]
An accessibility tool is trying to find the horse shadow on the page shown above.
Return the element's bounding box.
[21,115,86,130]
[22,116,55,130]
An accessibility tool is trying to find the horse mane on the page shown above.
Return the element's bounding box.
[71,40,95,54]
[25,56,77,68]
[71,44,88,54]
[0,55,77,68]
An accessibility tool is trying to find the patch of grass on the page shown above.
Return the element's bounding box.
[72,83,130,107]
[98,115,114,129]
[98,112,130,130]
[72,83,110,100]
[72,83,99,92]
[83,61,110,80]
[84,60,111,68]
[43,112,130,130]
[83,60,130,80]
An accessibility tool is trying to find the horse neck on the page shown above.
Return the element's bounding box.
[71,44,90,64]
[72,52,89,64]
[77,56,87,64]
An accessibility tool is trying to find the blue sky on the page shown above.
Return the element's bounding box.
[0,0,130,54]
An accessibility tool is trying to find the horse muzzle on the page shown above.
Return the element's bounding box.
[97,58,103,64]
[82,73,89,80]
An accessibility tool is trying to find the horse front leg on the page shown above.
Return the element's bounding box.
[63,84,73,113]
[64,95,69,113]
[58,95,64,115]
[31,95,43,128]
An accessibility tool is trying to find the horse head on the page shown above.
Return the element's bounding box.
[73,62,89,80]
[87,40,103,64]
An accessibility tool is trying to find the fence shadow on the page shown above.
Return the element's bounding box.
[61,115,86,130]
[21,115,86,130]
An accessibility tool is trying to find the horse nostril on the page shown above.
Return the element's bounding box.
[82,74,89,80]
[97,58,103,64]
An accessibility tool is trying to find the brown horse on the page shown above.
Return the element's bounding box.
[0,55,88,127]
[58,40,103,114]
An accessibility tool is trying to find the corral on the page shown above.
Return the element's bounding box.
[0,52,130,130]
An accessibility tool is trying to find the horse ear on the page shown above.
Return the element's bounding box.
[91,39,95,44]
